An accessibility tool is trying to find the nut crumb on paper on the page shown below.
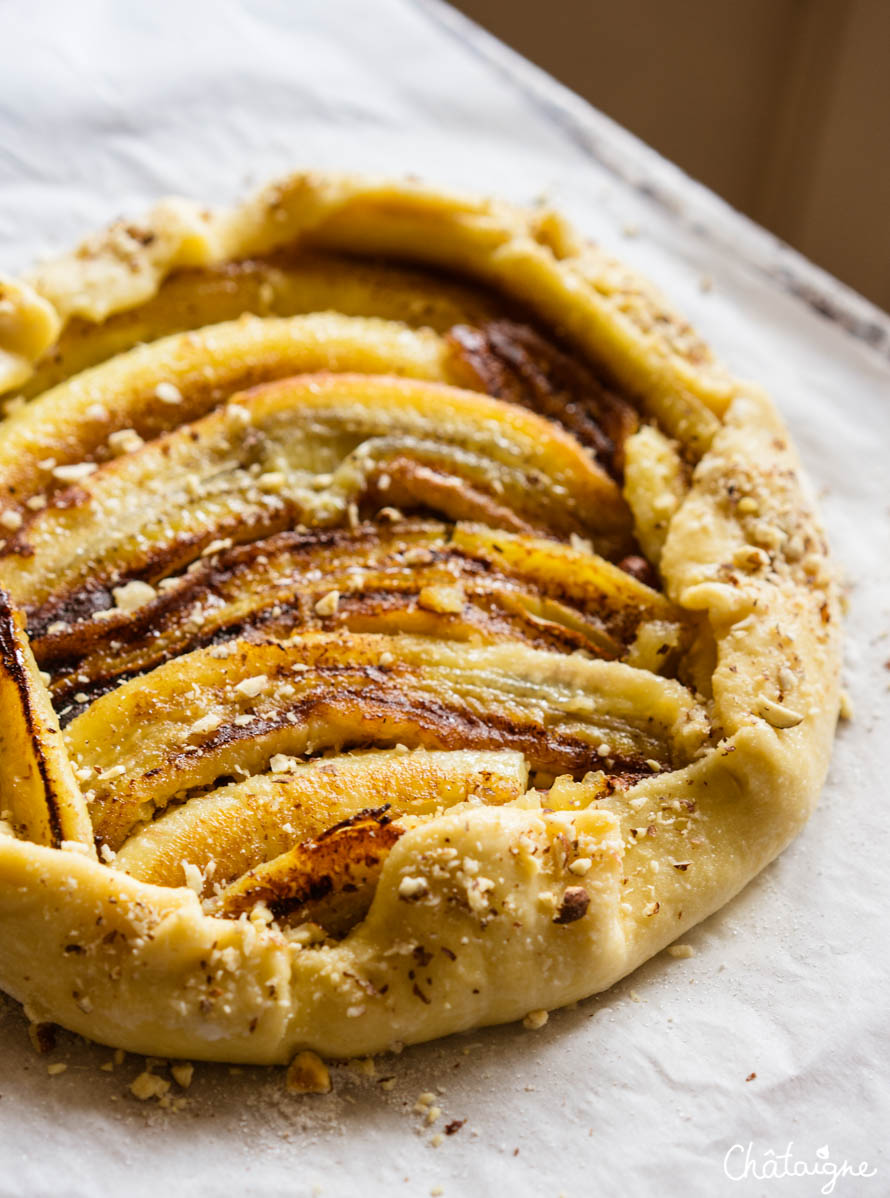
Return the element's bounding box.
[28,1021,56,1054]
[130,1071,170,1100]
[522,1009,549,1030]
[171,1062,194,1089]
[286,1051,331,1095]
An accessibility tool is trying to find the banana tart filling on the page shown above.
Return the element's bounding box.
[0,173,840,1064]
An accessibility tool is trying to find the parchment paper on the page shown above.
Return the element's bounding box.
[0,2,888,1195]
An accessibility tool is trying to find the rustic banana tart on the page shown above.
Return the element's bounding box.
[0,172,841,1064]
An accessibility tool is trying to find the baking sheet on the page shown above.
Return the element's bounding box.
[1,2,888,1195]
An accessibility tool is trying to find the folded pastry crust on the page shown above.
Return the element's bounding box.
[0,173,840,1062]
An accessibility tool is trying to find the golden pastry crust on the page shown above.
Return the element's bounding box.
[0,172,840,1063]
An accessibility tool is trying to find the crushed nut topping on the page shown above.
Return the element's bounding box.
[111,579,157,612]
[52,461,97,483]
[234,674,269,699]
[0,509,22,531]
[130,1071,170,1100]
[314,589,340,618]
[757,697,804,729]
[398,876,429,900]
[553,887,590,924]
[154,381,183,404]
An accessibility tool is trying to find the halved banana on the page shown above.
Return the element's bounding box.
[0,313,458,521]
[66,631,710,850]
[34,521,686,711]
[2,373,632,615]
[0,591,92,851]
[212,806,405,934]
[115,748,529,891]
[20,251,503,399]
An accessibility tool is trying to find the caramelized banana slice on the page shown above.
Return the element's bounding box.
[212,807,404,934]
[447,319,638,474]
[34,521,686,710]
[115,748,528,890]
[66,633,710,850]
[0,313,457,521]
[21,252,503,398]
[0,591,93,852]
[2,374,633,615]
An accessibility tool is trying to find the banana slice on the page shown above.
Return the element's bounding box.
[212,806,405,934]
[33,521,686,711]
[115,748,528,891]
[0,591,93,851]
[66,631,710,851]
[20,251,502,399]
[2,373,632,615]
[0,313,458,522]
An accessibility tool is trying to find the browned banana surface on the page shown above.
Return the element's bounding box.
[212,807,404,933]
[447,320,639,475]
[21,252,505,398]
[0,592,93,851]
[2,314,643,542]
[115,748,528,890]
[32,521,685,713]
[1,374,633,616]
[0,314,457,520]
[65,632,710,851]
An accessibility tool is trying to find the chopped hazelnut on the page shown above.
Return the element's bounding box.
[417,585,464,614]
[398,875,429,900]
[154,381,183,404]
[314,590,340,618]
[171,1063,194,1089]
[112,579,157,612]
[286,1051,331,1095]
[190,713,222,736]
[553,886,590,924]
[130,1071,170,1100]
[269,754,300,774]
[52,461,96,483]
[757,697,804,729]
[522,1009,549,1030]
[108,427,144,455]
[235,674,268,699]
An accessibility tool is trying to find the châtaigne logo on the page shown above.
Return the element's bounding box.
[723,1142,877,1193]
